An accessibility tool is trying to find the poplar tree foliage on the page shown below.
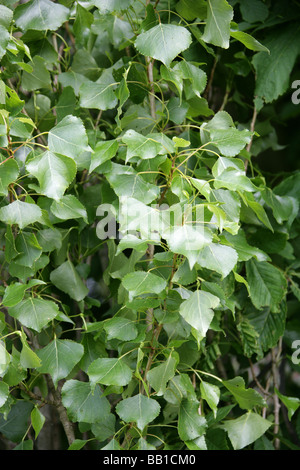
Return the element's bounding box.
[0,0,299,451]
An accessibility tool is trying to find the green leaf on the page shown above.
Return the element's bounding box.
[196,243,238,278]
[0,159,19,196]
[21,56,51,91]
[0,401,34,443]
[239,0,269,23]
[178,398,207,441]
[116,394,161,431]
[243,193,273,232]
[79,70,118,111]
[163,224,213,269]
[230,30,269,53]
[88,357,132,387]
[223,377,266,410]
[210,128,252,157]
[275,388,300,421]
[14,0,69,31]
[106,163,160,204]
[135,24,192,68]
[246,259,287,312]
[147,353,177,396]
[0,200,42,229]
[200,381,220,416]
[89,140,118,173]
[253,25,300,103]
[91,414,116,441]
[0,381,9,408]
[93,0,133,13]
[3,284,36,311]
[50,259,89,302]
[179,290,220,338]
[174,61,207,98]
[176,0,207,21]
[0,25,10,60]
[73,4,94,47]
[20,338,42,369]
[261,188,295,224]
[122,130,172,162]
[50,194,88,223]
[14,232,42,267]
[246,304,286,353]
[222,411,272,450]
[9,297,60,333]
[37,339,84,387]
[31,407,45,439]
[202,0,234,49]
[101,439,122,450]
[68,439,89,451]
[2,283,31,308]
[26,151,76,201]
[103,317,138,342]
[55,87,77,122]
[122,271,167,301]
[61,380,111,423]
[224,230,269,262]
[48,115,91,162]
[35,228,62,252]
[0,5,13,29]
[0,341,11,377]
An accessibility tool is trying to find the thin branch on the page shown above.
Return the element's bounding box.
[244,102,258,172]
[203,54,219,101]
[147,57,157,122]
[46,375,75,446]
[271,346,281,450]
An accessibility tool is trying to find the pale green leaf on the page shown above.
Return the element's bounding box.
[122,271,167,300]
[37,339,84,387]
[0,159,19,196]
[50,259,89,302]
[27,151,76,201]
[88,357,132,387]
[135,24,192,68]
[61,380,111,423]
[147,353,177,396]
[231,30,269,53]
[9,297,59,332]
[196,243,238,278]
[179,290,220,338]
[200,381,220,416]
[246,259,287,312]
[116,394,161,430]
[222,411,272,450]
[31,407,45,439]
[178,398,207,441]
[202,0,233,49]
[48,115,91,162]
[14,0,69,31]
[0,200,42,229]
[50,194,88,223]
[223,376,266,410]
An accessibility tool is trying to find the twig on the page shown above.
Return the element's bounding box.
[244,101,258,172]
[203,54,219,101]
[271,346,281,450]
[147,57,156,122]
[249,358,271,397]
[19,384,55,406]
[46,375,75,446]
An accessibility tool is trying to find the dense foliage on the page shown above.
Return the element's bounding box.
[0,0,300,451]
